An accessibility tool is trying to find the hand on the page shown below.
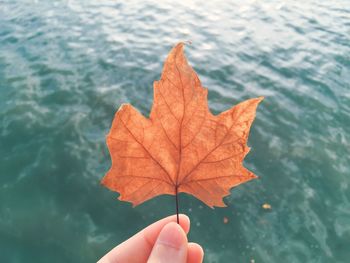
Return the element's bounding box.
[98,214,203,263]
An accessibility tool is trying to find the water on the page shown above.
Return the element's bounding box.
[1,0,349,262]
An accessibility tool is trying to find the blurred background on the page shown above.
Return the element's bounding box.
[0,0,349,262]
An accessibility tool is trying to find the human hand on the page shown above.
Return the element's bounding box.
[98,214,203,263]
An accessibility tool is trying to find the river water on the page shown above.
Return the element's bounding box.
[1,0,349,262]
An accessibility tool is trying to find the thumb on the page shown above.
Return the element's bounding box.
[147,222,188,263]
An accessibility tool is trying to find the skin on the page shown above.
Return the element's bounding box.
[98,214,203,263]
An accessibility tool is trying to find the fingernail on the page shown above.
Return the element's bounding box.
[148,222,188,262]
[157,222,187,249]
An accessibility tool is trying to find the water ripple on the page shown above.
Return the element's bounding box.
[1,0,350,262]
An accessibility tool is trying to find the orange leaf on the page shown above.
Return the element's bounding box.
[101,43,263,208]
[262,203,272,210]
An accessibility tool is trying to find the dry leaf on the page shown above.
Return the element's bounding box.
[262,203,272,210]
[102,43,263,208]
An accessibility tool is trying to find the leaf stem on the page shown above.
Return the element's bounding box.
[175,185,179,224]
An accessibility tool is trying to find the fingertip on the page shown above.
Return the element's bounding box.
[178,214,190,234]
[187,242,204,263]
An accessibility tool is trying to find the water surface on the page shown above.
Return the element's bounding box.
[1,0,350,262]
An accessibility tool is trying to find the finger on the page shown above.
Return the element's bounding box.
[147,222,188,263]
[98,214,190,263]
[187,243,204,263]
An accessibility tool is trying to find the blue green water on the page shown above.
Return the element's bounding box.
[1,0,350,262]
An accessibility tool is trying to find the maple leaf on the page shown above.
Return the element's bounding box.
[102,43,263,208]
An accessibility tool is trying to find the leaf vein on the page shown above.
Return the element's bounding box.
[119,117,175,185]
